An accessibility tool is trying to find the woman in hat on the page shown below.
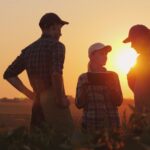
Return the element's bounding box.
[75,42,123,132]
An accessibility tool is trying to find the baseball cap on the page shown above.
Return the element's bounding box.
[39,13,69,29]
[88,42,112,58]
[123,24,150,43]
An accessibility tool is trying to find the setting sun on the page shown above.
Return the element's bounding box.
[114,46,138,74]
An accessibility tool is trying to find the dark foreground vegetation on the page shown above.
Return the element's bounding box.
[0,98,150,150]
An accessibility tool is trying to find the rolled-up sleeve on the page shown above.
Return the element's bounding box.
[3,51,25,79]
[51,42,65,74]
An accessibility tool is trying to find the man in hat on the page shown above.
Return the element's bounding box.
[123,24,150,112]
[3,13,73,132]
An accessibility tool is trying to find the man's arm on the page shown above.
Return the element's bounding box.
[51,73,69,108]
[51,42,69,108]
[5,76,35,100]
[3,50,34,100]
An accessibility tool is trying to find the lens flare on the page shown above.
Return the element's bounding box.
[115,47,138,74]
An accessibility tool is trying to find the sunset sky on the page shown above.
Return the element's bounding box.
[1,0,150,99]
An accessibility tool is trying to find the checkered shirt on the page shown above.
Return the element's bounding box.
[75,72,123,131]
[3,34,65,93]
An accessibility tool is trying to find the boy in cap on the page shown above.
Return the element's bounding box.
[123,24,150,113]
[75,42,123,132]
[3,13,73,133]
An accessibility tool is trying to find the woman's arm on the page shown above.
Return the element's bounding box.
[75,75,88,109]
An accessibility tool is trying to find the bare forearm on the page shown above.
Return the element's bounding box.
[6,76,34,99]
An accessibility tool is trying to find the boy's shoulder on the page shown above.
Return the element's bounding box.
[77,73,89,85]
[78,72,88,79]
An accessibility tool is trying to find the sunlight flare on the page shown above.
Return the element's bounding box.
[115,46,138,74]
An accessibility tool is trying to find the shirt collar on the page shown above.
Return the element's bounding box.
[41,34,54,39]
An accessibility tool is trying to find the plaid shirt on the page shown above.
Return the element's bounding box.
[75,71,123,131]
[3,34,65,93]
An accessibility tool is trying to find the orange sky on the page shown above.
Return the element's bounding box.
[1,0,150,98]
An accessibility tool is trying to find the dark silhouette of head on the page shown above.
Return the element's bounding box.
[39,13,69,40]
[123,24,150,53]
[39,13,69,30]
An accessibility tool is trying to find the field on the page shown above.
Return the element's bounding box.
[0,98,134,132]
[2,99,150,150]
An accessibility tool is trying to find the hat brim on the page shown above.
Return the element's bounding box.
[101,45,112,52]
[123,37,130,43]
[60,20,69,25]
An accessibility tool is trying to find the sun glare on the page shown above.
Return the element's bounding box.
[115,47,138,74]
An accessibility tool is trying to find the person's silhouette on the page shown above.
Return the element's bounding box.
[123,24,150,112]
[3,13,73,133]
[75,42,123,132]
